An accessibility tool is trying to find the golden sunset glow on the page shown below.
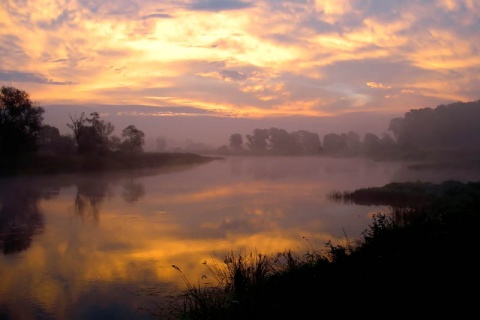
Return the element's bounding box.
[1,0,478,124]
[0,168,361,319]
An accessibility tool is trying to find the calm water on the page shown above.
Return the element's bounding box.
[1,156,478,319]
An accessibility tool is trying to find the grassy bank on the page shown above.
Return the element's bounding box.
[162,180,480,319]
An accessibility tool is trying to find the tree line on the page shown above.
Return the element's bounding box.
[3,85,479,163]
[0,86,145,160]
[218,128,396,157]
[218,99,480,159]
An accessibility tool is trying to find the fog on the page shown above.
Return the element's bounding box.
[42,104,397,151]
[3,97,480,319]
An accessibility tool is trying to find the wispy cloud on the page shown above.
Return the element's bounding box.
[187,0,253,12]
[0,70,74,85]
[367,82,392,89]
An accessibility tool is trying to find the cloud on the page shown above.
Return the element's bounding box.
[187,0,253,12]
[77,0,139,15]
[1,0,480,119]
[366,82,392,89]
[0,70,73,85]
[141,13,172,20]
[219,70,248,81]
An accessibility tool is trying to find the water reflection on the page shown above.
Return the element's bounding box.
[1,157,479,319]
[122,179,145,204]
[74,178,111,222]
[0,180,47,254]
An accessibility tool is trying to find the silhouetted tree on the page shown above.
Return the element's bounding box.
[109,135,121,151]
[0,86,44,156]
[120,125,145,153]
[388,117,403,141]
[38,125,60,145]
[87,112,115,146]
[363,133,381,156]
[246,129,269,154]
[388,100,480,154]
[323,133,348,155]
[67,112,115,154]
[268,127,295,155]
[229,133,244,152]
[343,131,362,156]
[290,130,322,154]
[67,112,87,150]
[380,133,396,150]
[37,125,76,156]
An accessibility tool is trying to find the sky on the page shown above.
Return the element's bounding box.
[1,0,479,148]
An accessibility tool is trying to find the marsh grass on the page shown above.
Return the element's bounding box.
[167,180,480,319]
[170,237,358,319]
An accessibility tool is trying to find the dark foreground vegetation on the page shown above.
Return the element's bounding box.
[162,180,480,319]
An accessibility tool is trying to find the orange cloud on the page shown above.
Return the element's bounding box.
[367,82,392,89]
[1,0,479,118]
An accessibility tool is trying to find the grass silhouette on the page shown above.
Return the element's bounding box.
[165,180,480,319]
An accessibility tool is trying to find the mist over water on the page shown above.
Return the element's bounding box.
[1,156,479,319]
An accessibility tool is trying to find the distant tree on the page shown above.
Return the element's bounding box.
[86,112,115,146]
[37,124,75,155]
[246,128,269,154]
[38,125,60,145]
[388,117,404,142]
[322,133,348,155]
[291,130,322,154]
[0,86,45,156]
[120,125,145,153]
[229,133,244,152]
[51,135,76,155]
[67,112,115,154]
[67,112,87,150]
[268,127,295,155]
[363,133,381,156]
[388,100,480,153]
[343,131,361,156]
[109,135,121,151]
[380,133,396,149]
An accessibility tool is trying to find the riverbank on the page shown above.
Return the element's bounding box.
[0,152,222,176]
[164,180,480,319]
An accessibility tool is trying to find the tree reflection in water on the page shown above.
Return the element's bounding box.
[0,181,49,254]
[122,179,145,204]
[74,176,145,221]
[74,178,111,222]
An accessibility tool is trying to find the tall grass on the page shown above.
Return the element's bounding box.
[166,180,480,319]
[169,236,359,319]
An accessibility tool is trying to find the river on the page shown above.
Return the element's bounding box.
[0,155,478,319]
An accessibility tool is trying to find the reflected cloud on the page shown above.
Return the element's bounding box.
[4,156,464,318]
